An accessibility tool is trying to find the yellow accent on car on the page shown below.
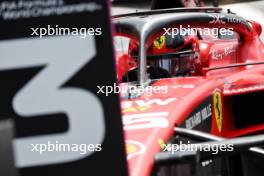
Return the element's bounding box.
[154,35,166,50]
[213,91,222,132]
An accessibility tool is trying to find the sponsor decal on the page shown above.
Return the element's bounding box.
[153,35,165,50]
[185,104,212,130]
[209,14,226,25]
[125,140,146,160]
[210,46,236,60]
[122,105,151,113]
[213,91,223,132]
[181,96,213,132]
[170,84,194,89]
[227,16,246,25]
[223,84,264,95]
[208,14,247,26]
[123,112,169,130]
[121,98,176,110]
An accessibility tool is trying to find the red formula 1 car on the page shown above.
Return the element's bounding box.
[113,7,264,176]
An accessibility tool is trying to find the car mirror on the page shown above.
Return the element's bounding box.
[251,21,262,37]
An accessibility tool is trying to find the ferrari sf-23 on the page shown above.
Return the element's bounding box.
[113,7,264,176]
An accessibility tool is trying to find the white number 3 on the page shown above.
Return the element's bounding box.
[0,35,105,167]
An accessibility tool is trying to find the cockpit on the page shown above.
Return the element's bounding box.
[113,10,253,85]
[115,31,199,82]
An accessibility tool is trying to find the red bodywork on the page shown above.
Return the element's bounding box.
[114,11,264,176]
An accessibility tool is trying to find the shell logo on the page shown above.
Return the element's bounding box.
[125,140,146,160]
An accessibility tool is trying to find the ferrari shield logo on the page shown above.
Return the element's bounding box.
[153,35,165,50]
[213,91,222,132]
[125,140,145,160]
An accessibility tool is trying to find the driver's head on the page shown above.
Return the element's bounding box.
[147,32,197,77]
